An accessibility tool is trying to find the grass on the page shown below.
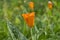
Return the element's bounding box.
[0,0,60,40]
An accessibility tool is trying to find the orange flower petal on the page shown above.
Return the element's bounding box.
[29,12,35,17]
[48,1,52,9]
[29,2,34,9]
[22,12,35,28]
[28,12,35,27]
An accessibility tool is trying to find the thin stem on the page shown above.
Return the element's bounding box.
[31,28,34,40]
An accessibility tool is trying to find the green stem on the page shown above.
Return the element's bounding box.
[31,28,34,40]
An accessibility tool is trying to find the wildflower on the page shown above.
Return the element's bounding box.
[29,2,34,9]
[48,1,52,9]
[22,12,35,28]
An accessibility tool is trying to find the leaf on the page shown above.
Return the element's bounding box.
[7,20,28,40]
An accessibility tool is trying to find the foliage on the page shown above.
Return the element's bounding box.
[0,0,60,40]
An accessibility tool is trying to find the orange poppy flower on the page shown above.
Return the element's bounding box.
[29,2,34,9]
[22,12,35,28]
[48,1,52,9]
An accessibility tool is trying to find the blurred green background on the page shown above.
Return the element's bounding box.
[0,0,60,40]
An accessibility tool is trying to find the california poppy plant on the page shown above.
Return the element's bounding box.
[22,12,35,28]
[48,1,52,9]
[29,2,34,9]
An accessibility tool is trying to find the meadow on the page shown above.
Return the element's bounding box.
[0,0,60,40]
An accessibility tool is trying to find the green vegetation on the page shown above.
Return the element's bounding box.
[0,0,60,40]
